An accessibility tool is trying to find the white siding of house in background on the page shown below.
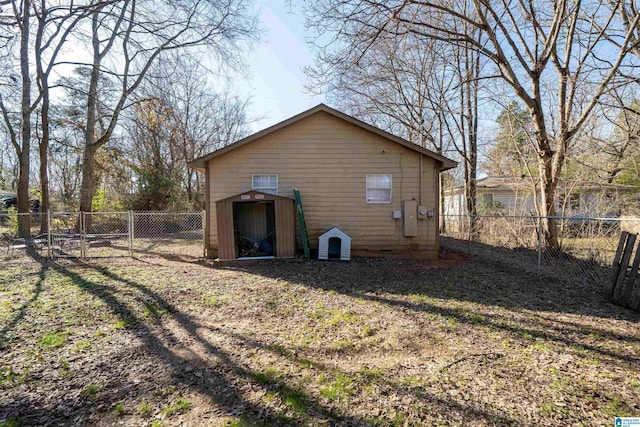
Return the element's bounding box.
[489,190,537,214]
[445,186,625,217]
[444,188,537,216]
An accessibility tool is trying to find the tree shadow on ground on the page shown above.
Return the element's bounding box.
[0,265,45,348]
[2,254,367,426]
[211,239,639,322]
[201,324,520,425]
[206,243,640,367]
[1,253,527,426]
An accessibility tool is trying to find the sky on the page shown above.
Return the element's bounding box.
[241,1,325,132]
[42,1,322,134]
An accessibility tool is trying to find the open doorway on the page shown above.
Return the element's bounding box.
[328,237,342,260]
[233,201,276,258]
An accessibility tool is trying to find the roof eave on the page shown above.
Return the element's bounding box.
[439,160,458,171]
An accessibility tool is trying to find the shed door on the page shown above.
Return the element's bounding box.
[233,201,276,258]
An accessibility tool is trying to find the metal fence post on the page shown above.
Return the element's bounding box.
[47,210,52,259]
[130,211,136,257]
[202,209,206,258]
[537,216,542,272]
[80,212,86,259]
[127,211,133,257]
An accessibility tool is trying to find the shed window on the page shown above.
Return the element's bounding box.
[366,174,392,204]
[482,193,494,204]
[252,174,278,195]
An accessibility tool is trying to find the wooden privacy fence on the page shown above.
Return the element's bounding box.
[609,231,640,311]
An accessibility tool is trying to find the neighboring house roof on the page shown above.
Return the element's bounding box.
[446,176,638,194]
[188,103,457,171]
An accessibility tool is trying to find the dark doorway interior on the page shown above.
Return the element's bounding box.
[233,201,276,258]
[328,237,341,259]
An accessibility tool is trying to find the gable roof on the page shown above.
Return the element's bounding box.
[188,103,457,171]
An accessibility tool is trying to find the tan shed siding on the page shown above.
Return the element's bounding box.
[275,199,296,257]
[208,111,441,258]
[204,165,211,252]
[215,201,235,259]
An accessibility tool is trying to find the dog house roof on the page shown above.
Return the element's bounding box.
[319,227,351,242]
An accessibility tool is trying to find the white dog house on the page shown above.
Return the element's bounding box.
[318,227,351,261]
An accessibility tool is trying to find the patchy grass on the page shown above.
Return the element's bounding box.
[138,401,153,418]
[252,368,282,386]
[0,252,639,425]
[320,373,355,402]
[80,384,101,399]
[38,332,67,349]
[112,403,125,416]
[161,397,191,416]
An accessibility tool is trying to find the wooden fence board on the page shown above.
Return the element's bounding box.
[609,232,640,312]
[620,243,640,308]
[609,231,629,298]
[612,233,636,303]
[631,278,640,311]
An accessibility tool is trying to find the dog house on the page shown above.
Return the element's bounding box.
[318,227,351,261]
[215,191,296,260]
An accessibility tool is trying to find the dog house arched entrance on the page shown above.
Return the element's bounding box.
[318,227,351,261]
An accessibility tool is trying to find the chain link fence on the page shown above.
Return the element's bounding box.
[132,212,204,258]
[1,211,204,260]
[441,214,637,287]
[0,212,49,257]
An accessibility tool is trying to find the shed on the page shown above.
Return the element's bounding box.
[318,227,351,261]
[215,190,296,260]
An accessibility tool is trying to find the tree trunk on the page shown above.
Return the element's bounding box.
[39,98,50,233]
[538,156,560,250]
[79,144,97,231]
[17,0,32,238]
[78,19,102,231]
[530,99,560,250]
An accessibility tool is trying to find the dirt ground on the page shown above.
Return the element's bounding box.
[1,244,639,426]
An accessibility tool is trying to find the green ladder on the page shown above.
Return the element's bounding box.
[293,189,310,259]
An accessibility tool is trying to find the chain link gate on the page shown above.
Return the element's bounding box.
[49,212,83,259]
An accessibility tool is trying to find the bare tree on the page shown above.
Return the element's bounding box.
[73,0,258,227]
[144,58,252,207]
[307,35,443,148]
[0,0,34,236]
[305,0,640,248]
[306,1,485,233]
[0,0,106,235]
[33,0,99,231]
[592,90,640,185]
[127,57,252,210]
